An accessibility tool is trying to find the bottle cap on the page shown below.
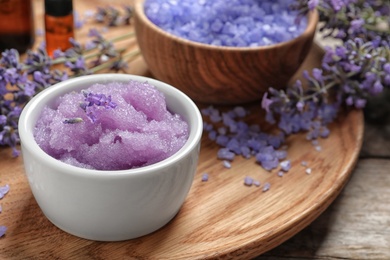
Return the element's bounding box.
[45,0,73,17]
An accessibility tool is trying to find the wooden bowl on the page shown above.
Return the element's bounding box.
[134,0,319,105]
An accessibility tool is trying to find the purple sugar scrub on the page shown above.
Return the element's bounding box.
[33,80,189,170]
[144,0,307,47]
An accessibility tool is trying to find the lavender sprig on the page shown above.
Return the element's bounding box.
[95,5,133,26]
[0,7,139,156]
[263,1,390,141]
[64,91,117,124]
[292,0,390,42]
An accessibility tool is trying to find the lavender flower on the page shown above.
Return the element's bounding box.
[95,5,133,26]
[262,34,389,145]
[69,92,118,123]
[292,0,390,42]
[0,6,138,156]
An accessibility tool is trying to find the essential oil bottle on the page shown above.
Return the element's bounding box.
[44,0,74,57]
[0,0,35,53]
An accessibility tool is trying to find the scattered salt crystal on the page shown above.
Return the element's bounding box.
[277,171,284,177]
[244,176,254,186]
[301,161,308,167]
[311,139,319,146]
[240,146,251,159]
[208,130,217,141]
[217,148,235,161]
[306,168,312,175]
[202,105,294,177]
[261,157,279,171]
[223,160,232,169]
[216,135,229,146]
[275,150,287,160]
[321,127,330,138]
[0,226,6,237]
[315,145,322,152]
[233,106,247,117]
[0,184,9,199]
[217,127,227,135]
[262,182,271,192]
[210,114,222,123]
[280,160,291,172]
[201,106,214,116]
[203,122,213,132]
[201,173,209,182]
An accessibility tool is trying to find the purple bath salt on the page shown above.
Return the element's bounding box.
[0,226,6,238]
[201,173,209,182]
[144,0,307,47]
[34,80,189,171]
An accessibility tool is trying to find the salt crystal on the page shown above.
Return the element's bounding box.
[202,173,209,182]
[262,182,271,192]
[253,180,261,187]
[216,135,229,146]
[280,160,291,171]
[233,106,247,117]
[217,127,227,135]
[321,127,330,138]
[217,148,235,161]
[0,184,9,199]
[306,168,312,175]
[311,139,319,146]
[144,0,307,47]
[0,226,6,237]
[244,176,253,186]
[261,157,279,171]
[223,160,232,168]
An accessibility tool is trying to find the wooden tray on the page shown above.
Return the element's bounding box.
[0,1,364,258]
[0,45,364,259]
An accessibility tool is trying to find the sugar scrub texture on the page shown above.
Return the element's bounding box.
[34,81,189,170]
[144,0,307,47]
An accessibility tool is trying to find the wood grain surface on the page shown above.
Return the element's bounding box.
[0,1,368,259]
[256,90,390,260]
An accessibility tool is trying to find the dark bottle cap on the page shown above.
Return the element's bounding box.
[45,0,73,17]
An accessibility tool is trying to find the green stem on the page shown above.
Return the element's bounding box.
[22,32,136,70]
[110,32,136,43]
[88,49,141,74]
[302,81,338,102]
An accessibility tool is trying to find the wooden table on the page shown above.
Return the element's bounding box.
[255,93,390,259]
[1,1,390,259]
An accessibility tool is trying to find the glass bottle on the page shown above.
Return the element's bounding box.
[0,0,35,53]
[44,0,74,57]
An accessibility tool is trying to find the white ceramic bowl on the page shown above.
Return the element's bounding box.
[18,74,203,241]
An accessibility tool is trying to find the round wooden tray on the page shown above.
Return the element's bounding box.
[0,43,364,259]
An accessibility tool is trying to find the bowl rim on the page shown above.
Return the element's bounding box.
[134,0,319,51]
[18,74,203,179]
